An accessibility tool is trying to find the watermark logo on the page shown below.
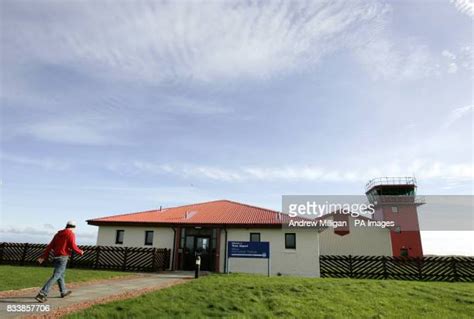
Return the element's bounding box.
[282,195,474,231]
[288,201,375,218]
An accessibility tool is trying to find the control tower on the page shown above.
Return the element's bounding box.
[365,177,424,257]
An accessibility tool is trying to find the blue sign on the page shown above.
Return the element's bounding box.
[228,241,270,259]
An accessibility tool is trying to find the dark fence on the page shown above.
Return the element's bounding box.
[0,242,171,272]
[320,255,474,282]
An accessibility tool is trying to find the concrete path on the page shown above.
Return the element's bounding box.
[0,272,195,318]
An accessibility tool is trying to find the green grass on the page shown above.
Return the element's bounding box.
[69,274,474,319]
[0,265,131,291]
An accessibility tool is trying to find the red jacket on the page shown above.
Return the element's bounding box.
[42,228,83,259]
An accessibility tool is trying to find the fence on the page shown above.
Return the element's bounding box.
[320,255,474,282]
[0,242,171,272]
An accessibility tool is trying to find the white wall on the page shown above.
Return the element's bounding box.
[319,216,392,256]
[96,226,175,251]
[219,228,320,277]
[96,225,320,277]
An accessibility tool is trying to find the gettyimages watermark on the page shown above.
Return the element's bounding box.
[281,195,474,231]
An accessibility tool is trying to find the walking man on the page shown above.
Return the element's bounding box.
[35,220,84,303]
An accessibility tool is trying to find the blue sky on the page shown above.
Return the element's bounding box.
[1,1,472,254]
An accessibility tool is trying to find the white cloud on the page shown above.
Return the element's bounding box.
[442,105,474,128]
[0,225,97,244]
[354,34,438,80]
[161,96,232,115]
[450,0,474,17]
[447,62,458,73]
[131,161,246,182]
[442,49,456,60]
[441,49,459,74]
[1,154,70,170]
[3,0,398,84]
[108,160,473,183]
[441,47,473,73]
[0,225,96,239]
[16,117,129,146]
[459,46,473,71]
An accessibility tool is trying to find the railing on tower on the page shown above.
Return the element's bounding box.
[365,177,417,192]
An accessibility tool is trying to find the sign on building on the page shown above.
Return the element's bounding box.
[228,241,270,258]
[227,241,270,276]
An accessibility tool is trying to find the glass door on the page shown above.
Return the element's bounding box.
[195,237,211,271]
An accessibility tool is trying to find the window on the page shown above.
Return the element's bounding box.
[115,230,124,245]
[400,248,409,257]
[285,233,296,249]
[144,231,154,246]
[391,206,399,213]
[250,233,261,242]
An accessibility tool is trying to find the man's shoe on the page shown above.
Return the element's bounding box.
[61,290,72,298]
[35,293,47,303]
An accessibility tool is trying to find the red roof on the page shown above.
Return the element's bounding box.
[87,200,293,227]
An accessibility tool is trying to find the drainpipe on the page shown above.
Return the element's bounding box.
[171,227,176,270]
[223,227,228,273]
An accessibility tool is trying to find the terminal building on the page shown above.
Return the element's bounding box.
[87,177,424,276]
[88,200,320,276]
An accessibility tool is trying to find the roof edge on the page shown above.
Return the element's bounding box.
[88,199,282,223]
[87,220,284,228]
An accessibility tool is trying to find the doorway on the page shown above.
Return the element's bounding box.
[183,236,211,271]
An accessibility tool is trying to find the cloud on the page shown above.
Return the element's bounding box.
[43,224,55,230]
[3,0,397,84]
[0,225,97,243]
[437,47,473,75]
[15,116,129,146]
[131,161,246,182]
[160,95,232,115]
[442,50,457,60]
[442,105,474,128]
[450,0,473,17]
[0,226,55,237]
[1,154,70,170]
[353,32,438,80]
[108,160,473,183]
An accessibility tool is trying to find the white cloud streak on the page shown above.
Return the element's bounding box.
[18,117,127,146]
[108,160,473,183]
[450,0,474,17]
[1,154,70,170]
[5,0,428,84]
[0,225,96,239]
[442,105,474,128]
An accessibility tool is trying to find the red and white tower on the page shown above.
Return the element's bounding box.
[366,177,424,257]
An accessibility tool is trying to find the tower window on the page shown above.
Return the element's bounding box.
[391,206,399,213]
[400,248,409,257]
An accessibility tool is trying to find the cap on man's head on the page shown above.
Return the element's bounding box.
[66,220,77,228]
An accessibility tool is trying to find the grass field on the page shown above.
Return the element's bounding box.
[0,265,130,291]
[69,274,474,318]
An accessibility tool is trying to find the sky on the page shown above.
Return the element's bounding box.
[0,0,473,254]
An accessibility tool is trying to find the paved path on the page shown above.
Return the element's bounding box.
[0,272,194,318]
